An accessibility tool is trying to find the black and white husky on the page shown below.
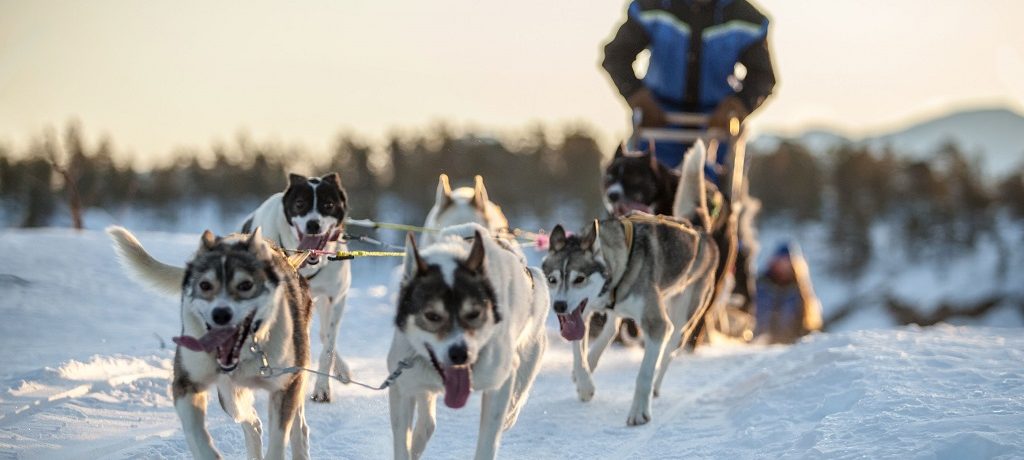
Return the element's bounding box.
[241,172,352,402]
[107,227,312,460]
[542,168,719,425]
[388,224,548,460]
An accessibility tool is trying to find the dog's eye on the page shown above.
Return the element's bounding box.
[424,312,443,322]
[294,200,306,209]
[464,311,481,321]
[573,275,586,285]
[547,275,557,285]
[322,202,334,210]
[236,281,253,292]
[199,281,213,291]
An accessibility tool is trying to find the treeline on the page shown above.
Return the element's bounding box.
[0,121,605,230]
[749,140,1024,276]
[4,121,1023,278]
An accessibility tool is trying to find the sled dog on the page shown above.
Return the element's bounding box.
[542,197,718,425]
[107,226,313,460]
[241,172,352,402]
[422,174,510,247]
[388,224,548,459]
[604,141,760,343]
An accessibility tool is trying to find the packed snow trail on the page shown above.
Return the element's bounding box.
[1,229,1022,459]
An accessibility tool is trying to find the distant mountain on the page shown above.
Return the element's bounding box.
[751,107,1024,178]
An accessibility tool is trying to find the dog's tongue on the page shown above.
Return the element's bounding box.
[297,234,329,251]
[173,327,236,352]
[442,366,472,409]
[557,307,586,341]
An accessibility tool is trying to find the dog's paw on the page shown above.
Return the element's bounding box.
[333,358,351,383]
[575,376,595,402]
[626,404,652,426]
[573,370,598,399]
[311,381,332,403]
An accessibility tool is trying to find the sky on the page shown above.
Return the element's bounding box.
[1,0,1022,164]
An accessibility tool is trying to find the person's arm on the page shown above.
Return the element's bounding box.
[601,3,650,101]
[602,3,667,127]
[735,37,776,113]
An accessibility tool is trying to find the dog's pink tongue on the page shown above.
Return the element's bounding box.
[557,308,586,341]
[442,366,472,409]
[297,234,328,251]
[173,327,236,352]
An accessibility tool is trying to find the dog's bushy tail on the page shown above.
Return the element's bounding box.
[106,226,185,297]
[674,140,711,229]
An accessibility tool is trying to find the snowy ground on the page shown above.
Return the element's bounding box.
[1,229,1022,459]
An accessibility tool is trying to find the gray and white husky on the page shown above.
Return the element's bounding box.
[388,224,548,460]
[542,162,719,425]
[107,226,312,460]
[241,172,352,402]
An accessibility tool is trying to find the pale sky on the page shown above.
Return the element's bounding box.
[1,0,1022,164]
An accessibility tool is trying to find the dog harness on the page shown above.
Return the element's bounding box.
[602,213,696,309]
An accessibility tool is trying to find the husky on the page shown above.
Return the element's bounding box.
[604,141,760,344]
[107,226,312,460]
[422,174,510,247]
[672,142,760,344]
[387,224,548,460]
[241,172,352,402]
[602,148,680,216]
[542,176,718,425]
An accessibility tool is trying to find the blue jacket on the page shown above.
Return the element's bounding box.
[603,0,775,113]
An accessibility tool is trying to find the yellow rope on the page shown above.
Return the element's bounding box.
[286,251,311,270]
[283,248,403,270]
[333,250,406,259]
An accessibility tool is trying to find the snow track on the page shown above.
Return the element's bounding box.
[1,229,1022,459]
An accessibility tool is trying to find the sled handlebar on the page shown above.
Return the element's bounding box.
[632,110,742,143]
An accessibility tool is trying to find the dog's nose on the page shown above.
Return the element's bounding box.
[448,343,469,366]
[553,301,568,314]
[305,220,321,235]
[211,307,233,326]
[607,191,622,202]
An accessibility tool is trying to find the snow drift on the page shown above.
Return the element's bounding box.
[0,229,1021,459]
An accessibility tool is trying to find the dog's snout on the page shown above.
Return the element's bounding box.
[448,343,469,366]
[553,301,568,314]
[211,307,233,326]
[305,220,321,235]
[607,191,622,202]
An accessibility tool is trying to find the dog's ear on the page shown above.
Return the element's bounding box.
[580,220,600,252]
[472,175,489,212]
[436,174,453,208]
[200,229,217,250]
[465,230,486,273]
[246,227,273,258]
[403,232,428,279]
[247,227,263,247]
[549,225,567,252]
[288,173,307,188]
[321,172,342,187]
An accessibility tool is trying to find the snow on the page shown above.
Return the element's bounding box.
[1,229,1023,459]
[757,219,1024,332]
